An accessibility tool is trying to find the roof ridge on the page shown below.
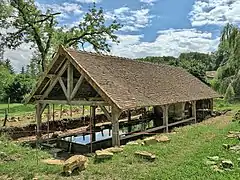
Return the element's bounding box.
[66,48,131,61]
[66,48,179,69]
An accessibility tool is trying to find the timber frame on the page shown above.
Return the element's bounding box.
[26,45,217,148]
[32,47,121,146]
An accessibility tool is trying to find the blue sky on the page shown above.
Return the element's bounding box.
[4,0,240,71]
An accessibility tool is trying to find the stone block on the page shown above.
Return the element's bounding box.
[63,155,88,175]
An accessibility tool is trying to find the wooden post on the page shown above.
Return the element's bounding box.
[36,102,42,141]
[112,107,121,147]
[181,102,185,119]
[128,110,132,133]
[192,101,197,123]
[82,105,85,116]
[3,109,7,127]
[47,104,50,143]
[7,97,10,113]
[60,105,63,118]
[52,104,55,121]
[90,106,96,142]
[210,98,213,116]
[70,105,72,117]
[162,105,169,133]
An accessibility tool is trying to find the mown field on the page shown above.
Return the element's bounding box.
[0,102,240,180]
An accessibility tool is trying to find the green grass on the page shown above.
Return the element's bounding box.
[0,114,240,180]
[0,103,35,118]
[214,98,240,112]
[0,135,61,179]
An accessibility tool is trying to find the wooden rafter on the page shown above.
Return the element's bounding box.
[58,77,68,99]
[99,105,111,121]
[41,61,69,100]
[70,75,85,100]
[67,63,73,101]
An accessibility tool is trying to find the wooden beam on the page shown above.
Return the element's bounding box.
[162,105,169,133]
[70,75,85,100]
[67,63,73,101]
[58,77,68,99]
[36,102,42,141]
[38,100,108,106]
[42,61,68,100]
[112,106,121,147]
[99,105,111,121]
[192,101,197,123]
[39,103,47,115]
[46,74,56,78]
[210,98,213,116]
[63,47,121,112]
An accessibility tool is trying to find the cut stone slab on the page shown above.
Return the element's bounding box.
[41,159,64,165]
[227,131,240,139]
[237,158,240,167]
[143,137,158,145]
[205,160,217,166]
[207,156,220,161]
[63,155,88,175]
[221,160,234,169]
[95,150,113,160]
[155,135,170,143]
[229,145,240,152]
[126,141,139,145]
[134,151,156,161]
[211,165,224,173]
[105,147,123,153]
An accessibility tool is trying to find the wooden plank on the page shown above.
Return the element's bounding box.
[42,62,68,100]
[111,106,121,147]
[58,77,68,98]
[38,100,108,106]
[70,75,85,100]
[99,105,111,121]
[67,63,73,101]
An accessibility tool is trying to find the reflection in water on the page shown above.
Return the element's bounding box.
[63,120,154,145]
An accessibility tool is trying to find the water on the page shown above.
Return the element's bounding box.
[63,120,154,145]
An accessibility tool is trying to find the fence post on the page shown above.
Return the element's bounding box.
[8,97,10,113]
[3,109,8,127]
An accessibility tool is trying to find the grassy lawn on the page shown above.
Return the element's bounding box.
[0,112,240,180]
[0,103,35,118]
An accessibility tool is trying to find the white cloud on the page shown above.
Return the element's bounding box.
[105,7,154,32]
[190,0,240,26]
[4,44,34,72]
[109,29,219,58]
[75,0,102,3]
[36,2,83,19]
[140,0,158,5]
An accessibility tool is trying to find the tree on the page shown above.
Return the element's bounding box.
[4,74,35,103]
[21,66,25,74]
[0,65,14,101]
[4,59,14,74]
[0,0,121,72]
[224,83,235,102]
[212,24,240,98]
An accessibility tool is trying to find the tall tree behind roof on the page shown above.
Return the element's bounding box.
[0,0,121,72]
